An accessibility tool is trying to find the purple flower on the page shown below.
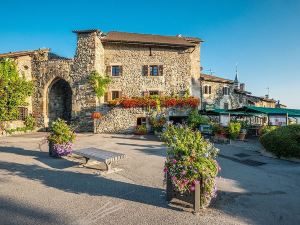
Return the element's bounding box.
[163,167,168,173]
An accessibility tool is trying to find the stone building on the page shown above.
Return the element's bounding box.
[0,29,202,133]
[200,73,278,110]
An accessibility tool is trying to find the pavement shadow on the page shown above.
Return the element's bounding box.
[0,196,71,225]
[116,142,166,157]
[0,146,78,170]
[0,160,174,211]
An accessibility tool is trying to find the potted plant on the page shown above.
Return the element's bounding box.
[91,112,102,120]
[47,118,76,158]
[228,122,242,141]
[135,124,147,135]
[212,124,227,139]
[161,125,220,212]
[149,115,167,135]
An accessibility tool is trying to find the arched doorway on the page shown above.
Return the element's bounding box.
[48,78,72,124]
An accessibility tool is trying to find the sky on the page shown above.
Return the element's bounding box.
[1,0,299,108]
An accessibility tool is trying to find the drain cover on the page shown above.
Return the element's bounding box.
[241,159,266,166]
[234,153,250,158]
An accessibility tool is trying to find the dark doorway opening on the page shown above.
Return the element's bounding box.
[169,116,187,125]
[48,79,72,124]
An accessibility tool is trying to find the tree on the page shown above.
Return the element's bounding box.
[0,58,34,121]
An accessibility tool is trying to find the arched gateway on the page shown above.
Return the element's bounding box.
[47,78,72,124]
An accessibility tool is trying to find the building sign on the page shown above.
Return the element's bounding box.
[269,115,287,126]
[220,114,230,126]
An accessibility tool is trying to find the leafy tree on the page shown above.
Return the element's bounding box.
[0,58,34,121]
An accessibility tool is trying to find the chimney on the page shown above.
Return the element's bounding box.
[240,83,245,91]
[265,94,269,99]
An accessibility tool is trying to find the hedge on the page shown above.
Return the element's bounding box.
[259,124,300,158]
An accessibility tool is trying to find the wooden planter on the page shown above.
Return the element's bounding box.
[166,174,204,213]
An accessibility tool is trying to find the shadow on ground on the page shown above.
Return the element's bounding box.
[0,146,174,211]
[0,197,71,225]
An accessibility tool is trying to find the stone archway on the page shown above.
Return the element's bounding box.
[47,78,72,124]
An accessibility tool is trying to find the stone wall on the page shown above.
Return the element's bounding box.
[201,80,247,109]
[103,43,194,97]
[95,106,191,134]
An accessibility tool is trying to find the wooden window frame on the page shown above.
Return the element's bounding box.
[143,65,163,76]
[137,117,147,126]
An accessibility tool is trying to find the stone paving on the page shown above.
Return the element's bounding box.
[0,133,300,225]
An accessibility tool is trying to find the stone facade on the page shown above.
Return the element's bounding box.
[0,29,202,133]
[200,73,278,110]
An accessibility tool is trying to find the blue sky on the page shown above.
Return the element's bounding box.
[1,0,299,108]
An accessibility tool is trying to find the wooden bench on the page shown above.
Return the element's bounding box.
[73,148,126,172]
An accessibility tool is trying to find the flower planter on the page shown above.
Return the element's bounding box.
[166,174,204,213]
[48,141,60,158]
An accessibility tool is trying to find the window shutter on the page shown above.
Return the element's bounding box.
[106,66,111,76]
[118,91,122,98]
[104,92,108,102]
[108,91,112,101]
[142,65,148,76]
[159,65,163,76]
[119,66,123,76]
[143,91,149,97]
[209,86,212,94]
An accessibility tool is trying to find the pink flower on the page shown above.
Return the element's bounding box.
[190,185,195,191]
[172,159,177,164]
[181,170,187,175]
[193,180,200,185]
[163,167,168,173]
[171,176,177,181]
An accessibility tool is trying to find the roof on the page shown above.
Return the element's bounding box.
[229,106,300,117]
[101,31,201,47]
[248,95,276,103]
[0,49,50,58]
[200,74,234,84]
[72,29,100,34]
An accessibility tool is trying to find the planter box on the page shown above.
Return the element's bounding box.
[166,174,203,213]
[48,141,60,158]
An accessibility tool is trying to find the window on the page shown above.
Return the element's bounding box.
[111,65,122,76]
[223,87,230,95]
[224,103,229,110]
[111,91,120,100]
[150,65,158,76]
[137,117,147,126]
[149,90,159,96]
[143,65,163,76]
[18,107,28,121]
[104,91,121,102]
[204,85,212,94]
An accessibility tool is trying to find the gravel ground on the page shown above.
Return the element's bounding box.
[0,133,299,225]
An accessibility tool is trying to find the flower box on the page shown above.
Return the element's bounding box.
[166,174,204,213]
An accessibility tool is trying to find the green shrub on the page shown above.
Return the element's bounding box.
[187,109,210,129]
[228,122,241,140]
[47,119,75,144]
[24,115,36,131]
[261,125,278,135]
[260,125,300,158]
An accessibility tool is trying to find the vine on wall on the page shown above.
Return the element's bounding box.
[88,70,111,100]
[0,58,34,121]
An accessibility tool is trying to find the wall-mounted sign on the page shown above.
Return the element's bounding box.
[205,103,215,111]
[269,115,287,126]
[220,114,230,126]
